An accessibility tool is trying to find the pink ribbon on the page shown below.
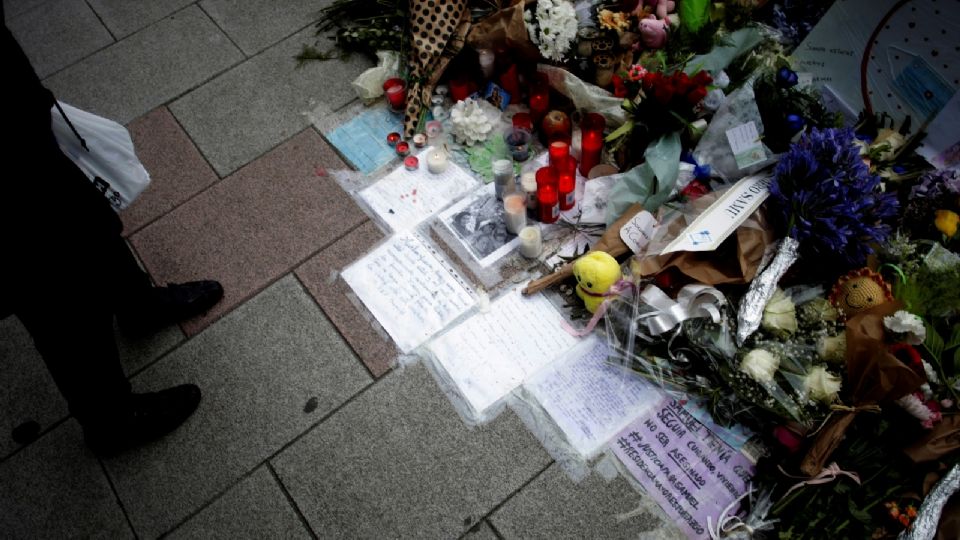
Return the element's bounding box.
[779,462,861,500]
[562,280,637,337]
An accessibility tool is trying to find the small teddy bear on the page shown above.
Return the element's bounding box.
[573,252,622,313]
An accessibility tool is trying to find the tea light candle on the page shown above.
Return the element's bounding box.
[519,226,542,258]
[412,133,427,148]
[426,148,448,174]
[404,156,419,171]
[386,132,401,146]
[503,193,527,234]
[395,141,410,157]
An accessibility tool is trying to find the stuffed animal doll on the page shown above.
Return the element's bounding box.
[573,251,622,313]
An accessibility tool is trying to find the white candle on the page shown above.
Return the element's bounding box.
[503,193,527,234]
[521,172,538,210]
[478,49,495,78]
[518,226,542,258]
[426,148,448,174]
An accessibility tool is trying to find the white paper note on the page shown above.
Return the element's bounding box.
[661,173,772,254]
[342,233,475,353]
[360,152,479,232]
[428,287,581,417]
[725,122,766,170]
[619,210,657,254]
[525,336,660,457]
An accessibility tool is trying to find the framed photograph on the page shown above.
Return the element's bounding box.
[439,183,519,266]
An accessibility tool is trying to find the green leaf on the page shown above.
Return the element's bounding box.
[847,500,872,524]
[679,0,711,34]
[923,321,945,361]
[951,346,960,377]
[946,324,960,350]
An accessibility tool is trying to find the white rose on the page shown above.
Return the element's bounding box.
[804,365,842,403]
[883,310,926,345]
[740,349,780,383]
[817,333,847,364]
[762,289,798,335]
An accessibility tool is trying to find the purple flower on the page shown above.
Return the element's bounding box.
[769,128,899,267]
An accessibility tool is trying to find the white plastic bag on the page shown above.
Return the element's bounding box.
[50,101,151,211]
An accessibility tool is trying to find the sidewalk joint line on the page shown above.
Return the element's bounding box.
[267,462,320,540]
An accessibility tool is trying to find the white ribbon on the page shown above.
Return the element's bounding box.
[635,284,726,336]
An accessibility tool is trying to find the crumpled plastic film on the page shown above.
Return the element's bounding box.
[537,63,627,128]
[605,131,682,225]
[351,50,401,102]
[684,27,764,77]
[899,464,960,540]
[692,80,778,182]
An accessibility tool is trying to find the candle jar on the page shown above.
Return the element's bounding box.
[425,121,443,141]
[503,193,527,234]
[492,159,515,200]
[426,147,449,174]
[578,112,605,177]
[521,171,538,211]
[506,127,532,162]
[449,78,471,103]
[519,225,542,258]
[558,156,577,211]
[548,140,570,170]
[412,133,427,148]
[512,112,533,132]
[529,80,550,124]
[537,184,560,224]
[383,78,407,111]
[536,165,558,191]
[477,49,495,79]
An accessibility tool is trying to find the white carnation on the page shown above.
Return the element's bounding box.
[883,310,926,345]
[740,349,780,383]
[528,0,578,62]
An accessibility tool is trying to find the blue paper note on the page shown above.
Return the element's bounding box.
[326,106,404,174]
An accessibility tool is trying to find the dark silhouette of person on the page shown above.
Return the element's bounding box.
[1,9,222,455]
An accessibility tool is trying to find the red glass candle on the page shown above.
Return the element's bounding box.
[512,112,533,132]
[529,83,550,124]
[449,78,471,102]
[579,113,606,177]
[536,166,558,191]
[537,183,559,224]
[558,156,577,211]
[548,141,569,170]
[383,78,407,111]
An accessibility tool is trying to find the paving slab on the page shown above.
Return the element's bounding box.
[0,420,132,538]
[0,316,68,460]
[295,220,397,377]
[165,466,311,540]
[272,363,552,538]
[122,107,220,236]
[7,0,113,78]
[88,0,194,38]
[43,5,243,124]
[103,275,371,538]
[129,129,366,336]
[170,26,370,176]
[200,0,328,56]
[3,0,52,19]
[464,520,500,540]
[115,319,184,376]
[490,463,683,540]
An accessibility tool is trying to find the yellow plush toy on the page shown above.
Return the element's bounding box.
[573,251,622,313]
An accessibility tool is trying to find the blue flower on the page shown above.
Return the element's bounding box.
[769,128,899,267]
[785,114,805,134]
[777,67,799,88]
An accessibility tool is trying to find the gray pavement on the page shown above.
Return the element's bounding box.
[0,2,682,537]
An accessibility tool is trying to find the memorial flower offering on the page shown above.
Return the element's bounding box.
[301,1,960,538]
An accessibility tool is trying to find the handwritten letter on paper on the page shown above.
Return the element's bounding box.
[359,153,479,232]
[341,233,475,353]
[428,288,581,418]
[612,397,755,539]
[524,336,660,457]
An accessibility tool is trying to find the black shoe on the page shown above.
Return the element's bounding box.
[119,280,224,335]
[84,384,201,456]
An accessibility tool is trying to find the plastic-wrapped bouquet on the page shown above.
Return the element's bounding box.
[523,0,578,62]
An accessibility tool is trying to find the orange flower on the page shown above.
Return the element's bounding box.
[886,501,900,519]
[935,209,959,237]
[906,505,917,518]
[598,9,631,32]
[899,514,910,527]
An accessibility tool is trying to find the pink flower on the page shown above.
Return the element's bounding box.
[627,64,648,81]
[773,425,804,453]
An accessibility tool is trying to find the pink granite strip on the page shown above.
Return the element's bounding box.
[122,107,219,236]
[295,221,397,378]
[129,128,367,336]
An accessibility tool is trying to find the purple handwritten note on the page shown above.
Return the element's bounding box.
[611,397,755,538]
